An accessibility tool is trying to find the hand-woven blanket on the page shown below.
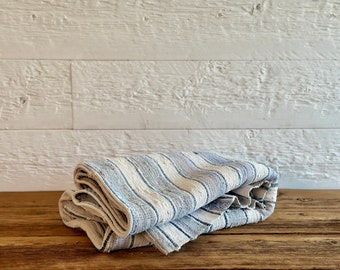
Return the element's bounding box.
[59,151,278,254]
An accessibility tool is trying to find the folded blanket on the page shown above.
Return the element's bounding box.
[59,151,278,254]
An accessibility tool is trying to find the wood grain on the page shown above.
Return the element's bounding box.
[72,60,340,129]
[0,61,72,129]
[0,129,339,191]
[0,0,338,60]
[0,190,339,269]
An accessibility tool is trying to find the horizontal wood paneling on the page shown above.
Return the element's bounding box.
[73,60,340,129]
[0,129,338,191]
[0,0,338,60]
[0,1,338,191]
[0,61,72,129]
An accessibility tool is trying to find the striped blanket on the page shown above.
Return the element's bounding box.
[59,151,278,254]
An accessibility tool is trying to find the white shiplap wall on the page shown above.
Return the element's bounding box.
[0,0,339,191]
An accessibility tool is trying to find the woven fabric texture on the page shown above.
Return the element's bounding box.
[59,151,278,254]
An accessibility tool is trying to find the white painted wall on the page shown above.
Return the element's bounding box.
[0,0,339,191]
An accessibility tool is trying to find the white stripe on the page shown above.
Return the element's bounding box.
[112,157,175,224]
[149,153,209,210]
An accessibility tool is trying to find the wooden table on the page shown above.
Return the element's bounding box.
[0,190,339,269]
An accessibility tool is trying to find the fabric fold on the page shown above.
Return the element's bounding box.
[59,151,278,254]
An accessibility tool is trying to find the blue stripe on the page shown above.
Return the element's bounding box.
[106,158,160,228]
[247,162,257,183]
[229,192,250,200]
[195,152,242,185]
[146,154,198,211]
[241,209,249,224]
[128,235,135,249]
[125,156,177,221]
[98,222,106,233]
[263,166,278,183]
[161,153,211,204]
[270,182,279,188]
[156,226,179,248]
[257,198,265,204]
[84,162,129,208]
[182,152,229,193]
[98,230,113,252]
[224,212,229,228]
[264,200,276,204]
[170,221,193,240]
[84,161,135,232]
[188,213,211,227]
[212,152,250,185]
[201,207,222,216]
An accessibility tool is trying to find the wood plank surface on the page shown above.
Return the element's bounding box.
[0,129,339,191]
[0,190,339,269]
[72,60,340,129]
[0,61,72,129]
[0,1,338,60]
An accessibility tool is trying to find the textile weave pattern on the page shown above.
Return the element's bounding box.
[59,151,278,254]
